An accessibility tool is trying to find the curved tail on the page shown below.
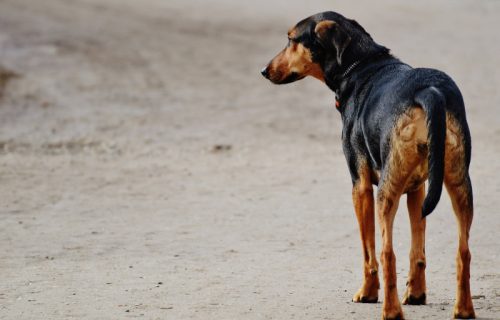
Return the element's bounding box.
[414,87,446,218]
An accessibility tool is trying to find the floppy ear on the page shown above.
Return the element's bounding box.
[314,20,351,64]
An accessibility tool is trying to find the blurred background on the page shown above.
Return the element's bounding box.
[0,0,499,319]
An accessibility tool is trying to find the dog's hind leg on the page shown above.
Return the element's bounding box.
[402,184,427,305]
[444,116,475,319]
[375,107,430,320]
[446,176,475,319]
[352,164,379,303]
[377,188,404,320]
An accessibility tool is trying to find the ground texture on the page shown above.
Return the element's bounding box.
[0,0,499,319]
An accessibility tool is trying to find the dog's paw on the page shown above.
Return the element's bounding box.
[382,311,404,320]
[453,306,475,319]
[352,279,379,303]
[382,302,404,320]
[402,291,426,305]
[352,288,378,303]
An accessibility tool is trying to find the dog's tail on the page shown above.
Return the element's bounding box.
[415,86,446,218]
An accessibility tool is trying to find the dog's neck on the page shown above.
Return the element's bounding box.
[324,50,389,91]
[324,51,398,111]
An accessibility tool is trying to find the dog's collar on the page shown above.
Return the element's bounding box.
[342,60,361,78]
[334,61,361,110]
[341,51,391,79]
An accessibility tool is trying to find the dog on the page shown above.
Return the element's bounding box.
[261,11,475,320]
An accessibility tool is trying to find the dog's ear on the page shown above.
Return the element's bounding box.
[314,20,351,64]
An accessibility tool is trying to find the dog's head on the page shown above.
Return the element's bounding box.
[261,12,383,85]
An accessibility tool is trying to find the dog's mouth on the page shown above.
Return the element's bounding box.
[271,72,305,85]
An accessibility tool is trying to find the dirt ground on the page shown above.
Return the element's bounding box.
[0,0,499,319]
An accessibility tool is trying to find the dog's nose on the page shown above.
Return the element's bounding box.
[261,66,269,79]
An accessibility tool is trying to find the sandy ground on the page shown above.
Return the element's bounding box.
[0,0,499,319]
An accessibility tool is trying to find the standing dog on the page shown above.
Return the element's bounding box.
[261,11,475,320]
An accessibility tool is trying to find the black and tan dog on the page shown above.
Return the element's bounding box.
[261,11,475,320]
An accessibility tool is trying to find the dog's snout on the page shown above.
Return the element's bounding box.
[261,66,269,79]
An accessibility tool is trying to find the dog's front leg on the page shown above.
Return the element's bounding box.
[377,188,404,320]
[351,169,379,303]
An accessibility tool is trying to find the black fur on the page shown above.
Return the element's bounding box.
[414,87,446,217]
[265,11,472,217]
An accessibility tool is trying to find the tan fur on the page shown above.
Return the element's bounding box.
[381,107,429,197]
[377,188,403,319]
[402,185,427,305]
[374,107,430,319]
[267,34,324,82]
[357,107,430,319]
[352,162,379,303]
[445,114,467,187]
[444,115,475,319]
[373,108,475,319]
